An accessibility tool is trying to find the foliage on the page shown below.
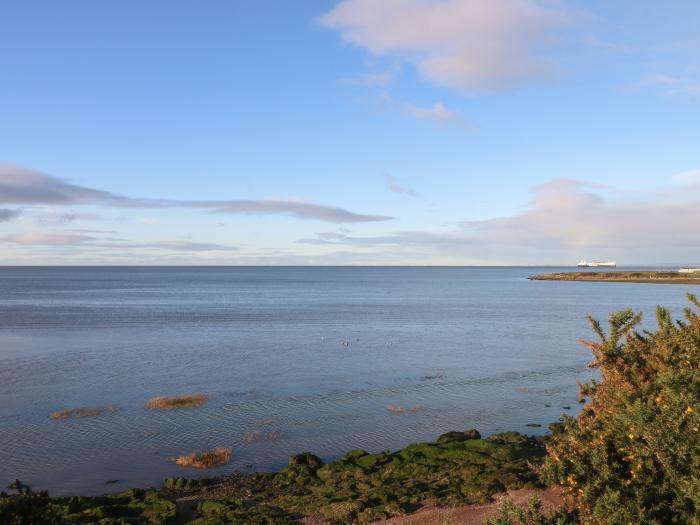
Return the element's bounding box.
[485,496,578,525]
[0,481,63,525]
[540,294,700,524]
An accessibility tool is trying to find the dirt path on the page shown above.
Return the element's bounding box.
[374,487,564,525]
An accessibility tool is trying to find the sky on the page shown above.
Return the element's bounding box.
[1,0,700,265]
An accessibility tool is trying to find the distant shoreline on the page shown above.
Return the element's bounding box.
[530,271,700,285]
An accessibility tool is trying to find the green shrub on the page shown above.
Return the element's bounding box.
[540,294,700,524]
[485,496,577,525]
[0,481,63,525]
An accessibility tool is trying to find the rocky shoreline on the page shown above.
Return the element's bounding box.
[2,428,553,524]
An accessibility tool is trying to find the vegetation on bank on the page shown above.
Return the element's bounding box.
[530,271,700,284]
[50,406,118,420]
[1,430,546,524]
[145,395,212,410]
[538,295,700,524]
[173,448,233,469]
[4,295,699,524]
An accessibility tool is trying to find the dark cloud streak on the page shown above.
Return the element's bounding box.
[0,163,393,224]
[0,208,21,222]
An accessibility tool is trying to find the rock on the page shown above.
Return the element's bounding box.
[287,452,323,469]
[436,429,482,444]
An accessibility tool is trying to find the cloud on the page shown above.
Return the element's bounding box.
[319,0,570,91]
[0,230,237,251]
[202,200,392,222]
[341,69,397,86]
[0,208,21,222]
[405,103,463,124]
[135,217,161,225]
[36,212,101,226]
[674,170,700,188]
[0,163,114,204]
[125,241,238,252]
[637,74,700,97]
[0,163,393,224]
[297,176,700,264]
[0,231,98,246]
[384,174,418,196]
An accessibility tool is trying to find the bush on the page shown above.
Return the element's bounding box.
[540,294,700,524]
[0,481,63,525]
[485,496,578,525]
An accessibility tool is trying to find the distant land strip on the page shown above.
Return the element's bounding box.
[529,271,700,285]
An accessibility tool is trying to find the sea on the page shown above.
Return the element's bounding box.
[0,266,694,495]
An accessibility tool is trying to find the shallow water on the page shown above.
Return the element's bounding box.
[0,266,693,495]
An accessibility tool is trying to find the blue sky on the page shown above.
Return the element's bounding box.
[1,0,699,265]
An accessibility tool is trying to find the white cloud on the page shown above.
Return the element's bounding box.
[135,217,161,225]
[673,170,700,188]
[319,0,570,91]
[0,231,237,252]
[341,70,396,86]
[297,176,700,264]
[637,74,700,97]
[406,102,463,124]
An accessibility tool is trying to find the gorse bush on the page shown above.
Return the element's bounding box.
[0,481,62,525]
[485,496,578,525]
[541,294,700,524]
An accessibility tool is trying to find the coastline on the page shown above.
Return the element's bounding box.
[529,271,700,284]
[2,428,558,524]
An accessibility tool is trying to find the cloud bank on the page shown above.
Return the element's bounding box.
[0,163,392,224]
[298,177,700,264]
[319,0,569,91]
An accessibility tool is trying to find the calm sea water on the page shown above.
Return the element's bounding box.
[0,266,694,495]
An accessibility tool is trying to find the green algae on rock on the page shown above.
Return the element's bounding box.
[185,430,546,524]
[53,488,177,524]
[1,429,546,524]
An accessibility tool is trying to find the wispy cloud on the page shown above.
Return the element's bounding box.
[0,208,21,222]
[36,212,101,226]
[637,74,700,97]
[0,230,237,251]
[135,217,161,225]
[0,163,393,224]
[297,175,700,264]
[123,241,238,252]
[405,102,463,124]
[673,170,700,187]
[341,69,397,86]
[0,231,98,246]
[319,0,570,91]
[376,91,465,126]
[384,174,418,196]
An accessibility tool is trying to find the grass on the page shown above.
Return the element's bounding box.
[145,394,212,410]
[173,447,232,469]
[50,406,118,420]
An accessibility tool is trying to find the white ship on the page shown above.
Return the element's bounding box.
[577,260,616,268]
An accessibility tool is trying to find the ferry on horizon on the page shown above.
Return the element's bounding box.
[577,260,617,268]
